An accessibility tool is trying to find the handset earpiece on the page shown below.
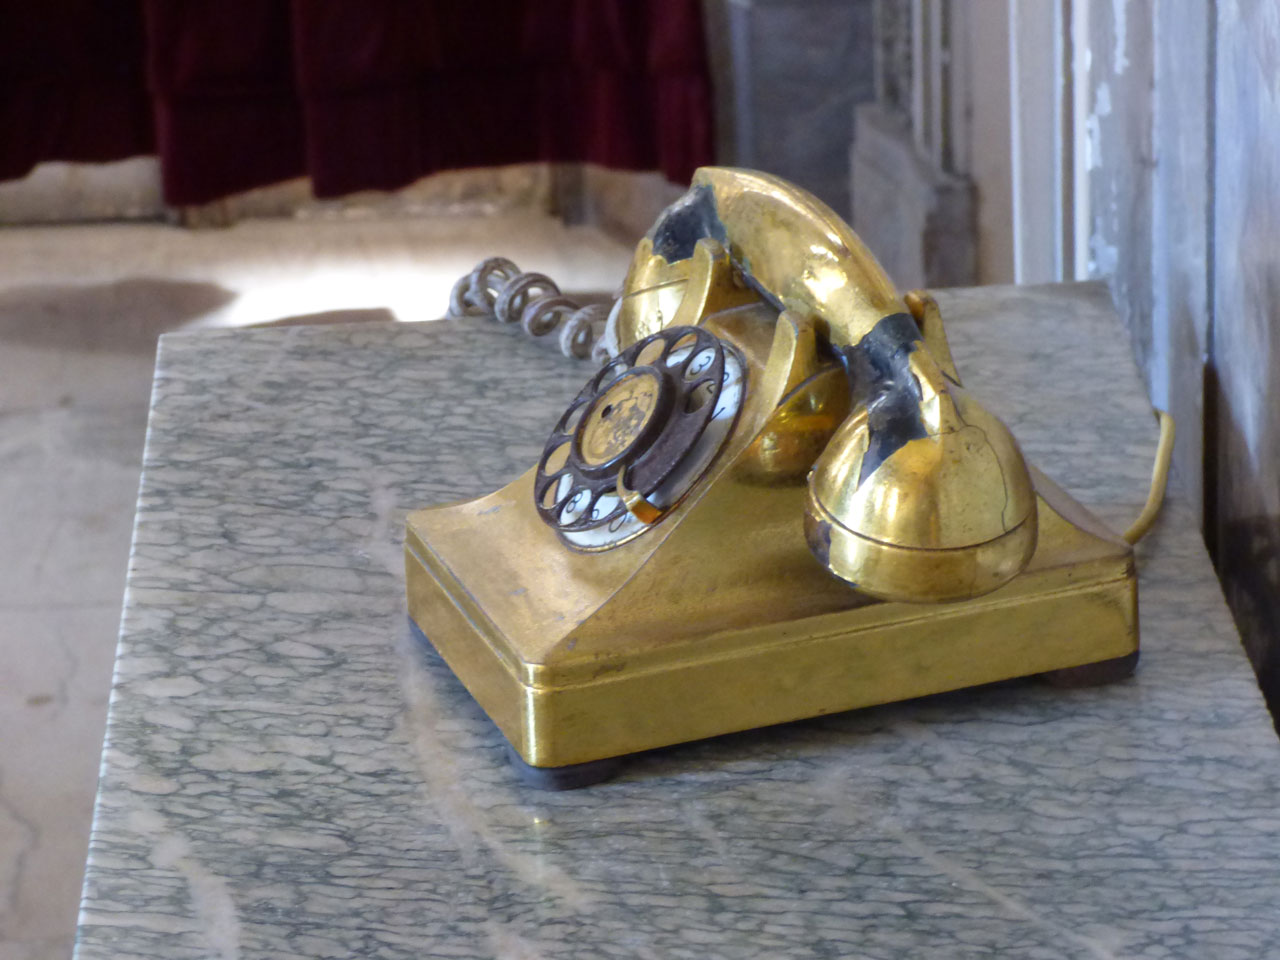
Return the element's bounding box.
[804,312,1037,603]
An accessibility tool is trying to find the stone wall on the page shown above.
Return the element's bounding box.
[848,0,978,289]
[1086,0,1280,715]
[851,104,974,290]
[1210,0,1280,712]
[704,0,876,220]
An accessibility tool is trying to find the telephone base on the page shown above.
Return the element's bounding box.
[408,611,1139,789]
[404,463,1139,777]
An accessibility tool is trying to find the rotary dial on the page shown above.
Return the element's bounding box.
[534,326,746,550]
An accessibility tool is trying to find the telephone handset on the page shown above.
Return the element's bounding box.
[540,168,1036,602]
[405,167,1167,788]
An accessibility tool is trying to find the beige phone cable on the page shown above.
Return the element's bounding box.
[1122,411,1176,544]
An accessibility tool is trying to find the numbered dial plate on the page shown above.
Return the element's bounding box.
[535,326,746,550]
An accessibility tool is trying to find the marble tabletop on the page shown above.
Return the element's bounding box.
[77,283,1280,960]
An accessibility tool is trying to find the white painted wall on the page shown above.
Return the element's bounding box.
[955,0,1016,284]
[0,158,164,224]
[1008,0,1066,284]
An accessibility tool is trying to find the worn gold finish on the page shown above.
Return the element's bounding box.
[810,359,1035,549]
[904,289,961,383]
[578,371,663,467]
[406,166,1151,773]
[687,168,904,347]
[737,311,851,484]
[670,238,761,329]
[612,236,696,349]
[741,364,851,484]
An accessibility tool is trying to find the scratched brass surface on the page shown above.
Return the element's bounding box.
[688,168,904,347]
[612,235,695,349]
[577,371,663,467]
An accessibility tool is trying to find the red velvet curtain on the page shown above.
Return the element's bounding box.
[0,0,713,206]
[0,0,154,181]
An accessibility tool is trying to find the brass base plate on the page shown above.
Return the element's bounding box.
[404,465,1137,770]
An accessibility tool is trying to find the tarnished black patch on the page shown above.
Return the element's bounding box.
[650,183,729,263]
[840,312,928,486]
[804,510,833,568]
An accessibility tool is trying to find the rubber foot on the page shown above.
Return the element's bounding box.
[505,743,624,790]
[1040,651,1139,688]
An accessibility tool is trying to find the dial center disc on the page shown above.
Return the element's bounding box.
[577,368,666,468]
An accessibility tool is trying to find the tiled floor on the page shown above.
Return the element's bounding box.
[0,213,634,960]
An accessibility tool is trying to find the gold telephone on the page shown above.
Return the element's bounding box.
[405,167,1169,788]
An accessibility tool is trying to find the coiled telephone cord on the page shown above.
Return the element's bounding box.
[447,257,618,363]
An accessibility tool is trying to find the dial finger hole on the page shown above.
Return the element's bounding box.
[540,477,563,510]
[581,488,605,521]
[559,487,589,523]
[684,379,716,413]
[557,401,587,434]
[593,492,621,516]
[636,339,666,366]
[593,505,623,526]
[542,441,571,475]
[596,360,629,389]
[671,331,699,354]
[550,472,574,506]
[683,347,717,380]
